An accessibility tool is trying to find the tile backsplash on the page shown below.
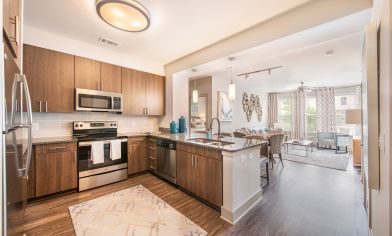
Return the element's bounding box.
[32,112,159,138]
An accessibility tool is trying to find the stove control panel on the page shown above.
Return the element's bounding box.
[73,121,118,130]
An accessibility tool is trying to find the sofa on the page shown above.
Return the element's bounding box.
[316,132,336,148]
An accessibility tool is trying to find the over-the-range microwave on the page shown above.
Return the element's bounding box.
[75,88,123,113]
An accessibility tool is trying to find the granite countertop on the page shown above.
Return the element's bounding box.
[32,136,77,145]
[125,132,266,152]
[32,132,266,152]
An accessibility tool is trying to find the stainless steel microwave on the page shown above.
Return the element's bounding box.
[75,88,123,113]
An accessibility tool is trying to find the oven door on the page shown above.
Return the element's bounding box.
[77,139,128,173]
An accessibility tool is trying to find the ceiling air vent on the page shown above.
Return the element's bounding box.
[98,37,119,47]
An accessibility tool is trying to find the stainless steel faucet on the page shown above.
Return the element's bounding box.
[209,117,221,140]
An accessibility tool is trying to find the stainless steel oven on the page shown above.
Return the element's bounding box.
[74,121,128,191]
[75,88,123,113]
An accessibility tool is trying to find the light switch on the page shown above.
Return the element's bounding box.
[249,152,254,159]
[132,121,136,128]
[32,123,39,131]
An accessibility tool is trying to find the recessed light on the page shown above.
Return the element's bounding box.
[96,0,151,32]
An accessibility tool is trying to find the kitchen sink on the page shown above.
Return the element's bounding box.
[188,138,235,147]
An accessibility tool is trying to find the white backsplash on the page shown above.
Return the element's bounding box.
[31,112,159,138]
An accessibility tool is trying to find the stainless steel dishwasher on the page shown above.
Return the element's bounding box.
[156,138,177,184]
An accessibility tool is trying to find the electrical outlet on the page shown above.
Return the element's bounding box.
[248,152,254,159]
[240,155,246,162]
[32,123,39,131]
[132,121,136,128]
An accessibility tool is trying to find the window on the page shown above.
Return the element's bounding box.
[278,93,292,131]
[335,87,361,135]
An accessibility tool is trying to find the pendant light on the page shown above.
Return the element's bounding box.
[96,0,151,32]
[192,80,198,103]
[229,68,236,101]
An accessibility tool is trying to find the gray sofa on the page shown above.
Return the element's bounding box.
[316,132,336,148]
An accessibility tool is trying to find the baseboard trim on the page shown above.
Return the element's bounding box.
[220,190,263,224]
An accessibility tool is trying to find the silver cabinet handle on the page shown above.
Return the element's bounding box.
[191,155,194,167]
[97,81,100,90]
[39,101,42,112]
[195,156,197,168]
[146,107,148,115]
[9,15,19,45]
[101,82,103,91]
[48,146,66,150]
[45,101,48,112]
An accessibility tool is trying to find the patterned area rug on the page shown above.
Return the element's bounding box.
[282,148,349,171]
[69,185,207,236]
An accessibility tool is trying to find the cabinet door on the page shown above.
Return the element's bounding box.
[24,44,44,112]
[128,139,147,175]
[42,49,61,112]
[35,150,77,197]
[121,68,146,115]
[75,56,100,90]
[177,150,195,193]
[59,53,75,112]
[145,73,165,116]
[3,0,20,58]
[101,62,122,93]
[197,156,223,206]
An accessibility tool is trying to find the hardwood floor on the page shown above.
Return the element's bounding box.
[14,159,368,236]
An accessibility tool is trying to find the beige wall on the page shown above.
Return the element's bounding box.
[162,0,373,127]
[368,1,392,236]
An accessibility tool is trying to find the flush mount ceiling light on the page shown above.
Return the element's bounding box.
[96,0,151,32]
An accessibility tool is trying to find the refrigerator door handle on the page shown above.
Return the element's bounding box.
[21,74,33,177]
[10,73,19,127]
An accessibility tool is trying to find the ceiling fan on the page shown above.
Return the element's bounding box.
[296,82,313,92]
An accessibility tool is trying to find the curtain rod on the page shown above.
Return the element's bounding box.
[269,84,361,94]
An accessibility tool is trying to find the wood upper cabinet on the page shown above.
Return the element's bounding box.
[122,68,146,115]
[128,137,147,175]
[101,62,122,93]
[3,0,21,58]
[24,44,75,112]
[145,73,165,116]
[122,68,165,116]
[75,56,101,91]
[35,142,77,197]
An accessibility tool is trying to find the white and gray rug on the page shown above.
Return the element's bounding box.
[69,185,207,236]
[282,148,349,171]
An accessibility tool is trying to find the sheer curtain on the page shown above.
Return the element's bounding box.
[291,91,307,140]
[268,93,278,128]
[315,88,336,132]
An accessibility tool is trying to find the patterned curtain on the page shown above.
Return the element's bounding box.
[291,91,307,140]
[268,93,278,128]
[315,88,336,132]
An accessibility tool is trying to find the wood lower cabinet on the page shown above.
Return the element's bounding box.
[146,137,157,170]
[35,142,77,197]
[128,137,147,175]
[24,44,75,112]
[176,144,223,207]
[75,56,101,91]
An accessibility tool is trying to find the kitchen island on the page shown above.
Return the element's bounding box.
[124,132,267,225]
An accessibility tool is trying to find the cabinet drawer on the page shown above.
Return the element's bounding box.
[128,137,146,144]
[177,142,205,156]
[36,142,77,154]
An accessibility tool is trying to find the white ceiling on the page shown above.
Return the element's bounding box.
[179,9,371,91]
[24,0,312,67]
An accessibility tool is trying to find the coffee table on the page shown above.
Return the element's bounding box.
[284,140,314,157]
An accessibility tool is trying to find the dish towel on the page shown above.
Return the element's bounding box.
[91,141,104,164]
[110,139,122,160]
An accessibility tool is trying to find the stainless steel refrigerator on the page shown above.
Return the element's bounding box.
[2,43,33,235]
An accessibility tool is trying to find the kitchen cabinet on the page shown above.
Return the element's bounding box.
[145,73,165,116]
[35,142,77,197]
[128,137,147,175]
[100,62,122,93]
[176,143,223,207]
[146,137,157,171]
[122,68,165,116]
[121,68,146,115]
[3,0,20,58]
[75,56,101,91]
[24,45,75,112]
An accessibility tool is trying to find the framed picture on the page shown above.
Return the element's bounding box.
[217,91,233,122]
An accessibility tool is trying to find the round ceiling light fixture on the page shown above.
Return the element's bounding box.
[96,0,150,32]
